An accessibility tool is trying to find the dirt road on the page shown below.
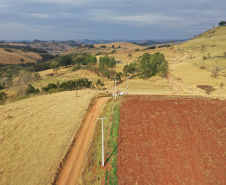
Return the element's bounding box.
[56,97,110,185]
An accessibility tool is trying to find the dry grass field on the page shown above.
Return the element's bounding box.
[110,76,174,95]
[171,26,226,98]
[0,48,41,64]
[179,26,226,75]
[0,90,98,185]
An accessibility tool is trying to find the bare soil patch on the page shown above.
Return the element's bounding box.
[197,85,215,91]
[117,95,226,184]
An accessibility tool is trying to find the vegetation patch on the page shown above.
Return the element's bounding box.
[79,99,121,184]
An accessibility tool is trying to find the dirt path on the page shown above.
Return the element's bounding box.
[56,97,110,185]
[168,53,190,95]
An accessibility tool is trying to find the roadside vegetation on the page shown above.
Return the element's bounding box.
[79,99,121,184]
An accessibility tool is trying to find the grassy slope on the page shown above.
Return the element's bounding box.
[0,48,41,64]
[171,26,226,97]
[0,90,98,185]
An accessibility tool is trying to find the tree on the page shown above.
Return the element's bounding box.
[0,82,4,90]
[26,84,35,94]
[99,56,116,68]
[85,55,97,65]
[1,77,12,88]
[96,79,102,87]
[157,61,169,78]
[136,52,168,79]
[123,63,136,76]
[51,60,60,74]
[0,92,7,105]
[128,53,132,59]
[116,72,123,82]
[218,21,226,26]
[33,72,42,81]
[14,70,32,96]
[58,55,72,67]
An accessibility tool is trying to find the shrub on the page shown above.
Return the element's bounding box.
[0,83,4,90]
[47,89,58,94]
[0,92,7,104]
[42,83,57,92]
[100,45,106,48]
[95,52,102,56]
[206,87,213,95]
[96,79,102,87]
[144,46,156,50]
[60,82,68,90]
[25,84,36,94]
[211,66,222,77]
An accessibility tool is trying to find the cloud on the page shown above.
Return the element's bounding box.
[30,13,51,19]
[0,0,225,40]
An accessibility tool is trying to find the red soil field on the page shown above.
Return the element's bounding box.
[117,95,226,185]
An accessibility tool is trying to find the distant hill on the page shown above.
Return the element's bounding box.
[0,40,82,54]
[76,39,114,45]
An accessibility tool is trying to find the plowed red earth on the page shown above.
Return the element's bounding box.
[117,95,226,185]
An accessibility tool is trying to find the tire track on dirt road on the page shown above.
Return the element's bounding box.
[168,53,190,95]
[56,97,110,185]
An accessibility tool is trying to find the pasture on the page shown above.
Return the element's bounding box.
[0,90,98,184]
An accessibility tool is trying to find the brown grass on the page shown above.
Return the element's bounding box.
[170,26,226,98]
[0,48,41,64]
[0,90,98,185]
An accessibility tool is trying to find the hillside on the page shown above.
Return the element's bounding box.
[170,26,226,97]
[0,48,42,64]
[0,90,98,185]
[63,42,145,55]
[0,40,81,55]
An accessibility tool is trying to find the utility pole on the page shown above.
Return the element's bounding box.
[113,76,117,100]
[98,118,108,166]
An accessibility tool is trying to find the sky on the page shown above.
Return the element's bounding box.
[0,0,225,41]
